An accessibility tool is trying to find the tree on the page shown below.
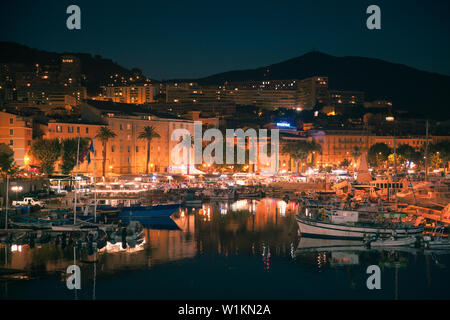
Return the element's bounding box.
[368,143,391,167]
[308,140,322,166]
[138,126,160,174]
[0,143,15,178]
[428,141,450,173]
[61,138,89,174]
[340,158,351,168]
[351,146,362,165]
[95,127,116,177]
[282,140,321,173]
[31,139,62,175]
[396,144,421,168]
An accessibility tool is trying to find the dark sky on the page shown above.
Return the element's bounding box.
[1,0,449,80]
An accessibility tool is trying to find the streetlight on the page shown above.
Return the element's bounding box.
[11,185,23,201]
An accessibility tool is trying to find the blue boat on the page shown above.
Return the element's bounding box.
[118,203,180,219]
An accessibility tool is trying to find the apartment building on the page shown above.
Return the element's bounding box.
[0,111,33,167]
[103,85,155,104]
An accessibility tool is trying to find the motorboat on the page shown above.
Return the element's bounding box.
[367,236,417,247]
[296,210,423,240]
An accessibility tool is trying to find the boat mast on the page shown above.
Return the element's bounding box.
[4,174,9,229]
[73,134,81,225]
[424,120,429,182]
[93,137,97,223]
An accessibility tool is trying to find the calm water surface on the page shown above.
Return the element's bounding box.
[1,198,449,300]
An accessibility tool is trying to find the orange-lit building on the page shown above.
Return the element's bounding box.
[373,136,428,152]
[310,129,374,166]
[0,111,33,167]
[44,101,196,176]
[101,85,155,104]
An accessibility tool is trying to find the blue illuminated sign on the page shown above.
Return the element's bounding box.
[276,122,291,128]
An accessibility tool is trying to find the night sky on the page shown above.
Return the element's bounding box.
[1,0,449,80]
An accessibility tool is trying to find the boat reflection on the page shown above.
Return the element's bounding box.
[1,199,299,279]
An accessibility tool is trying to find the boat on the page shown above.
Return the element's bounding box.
[424,238,450,249]
[9,218,53,230]
[367,236,417,247]
[184,192,203,207]
[76,229,108,249]
[0,231,28,244]
[118,203,180,218]
[296,212,423,240]
[51,224,96,232]
[423,227,450,249]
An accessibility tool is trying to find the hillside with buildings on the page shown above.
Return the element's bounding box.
[194,51,450,119]
[0,41,150,95]
[1,43,449,176]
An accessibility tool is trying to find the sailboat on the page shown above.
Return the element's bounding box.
[52,135,91,232]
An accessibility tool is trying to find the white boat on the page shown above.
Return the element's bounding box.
[423,228,450,249]
[368,236,417,247]
[296,213,423,240]
[425,238,450,249]
[51,225,88,232]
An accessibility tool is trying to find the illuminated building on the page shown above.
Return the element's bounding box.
[310,129,374,166]
[297,76,330,110]
[102,85,155,104]
[329,90,365,107]
[44,100,196,175]
[0,111,33,167]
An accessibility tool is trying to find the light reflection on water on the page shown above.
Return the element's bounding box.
[0,198,449,300]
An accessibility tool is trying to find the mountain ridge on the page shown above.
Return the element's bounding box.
[1,42,449,119]
[193,51,450,119]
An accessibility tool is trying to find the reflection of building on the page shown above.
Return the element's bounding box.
[0,111,33,166]
[1,222,197,277]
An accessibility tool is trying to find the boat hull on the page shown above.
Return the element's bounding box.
[118,204,180,218]
[296,216,423,240]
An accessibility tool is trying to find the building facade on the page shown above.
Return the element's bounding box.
[0,111,33,167]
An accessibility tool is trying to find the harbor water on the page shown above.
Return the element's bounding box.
[1,198,449,300]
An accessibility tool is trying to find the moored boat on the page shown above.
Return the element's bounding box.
[368,236,417,247]
[118,203,180,218]
[296,213,423,240]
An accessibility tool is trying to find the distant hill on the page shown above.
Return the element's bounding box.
[196,51,450,119]
[0,42,149,94]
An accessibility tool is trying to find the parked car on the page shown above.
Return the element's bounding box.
[12,197,46,208]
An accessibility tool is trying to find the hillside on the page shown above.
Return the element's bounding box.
[196,51,450,119]
[0,42,148,94]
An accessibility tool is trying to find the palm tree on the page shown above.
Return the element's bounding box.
[351,146,362,166]
[308,140,322,166]
[95,127,117,178]
[138,126,160,174]
[282,140,321,173]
